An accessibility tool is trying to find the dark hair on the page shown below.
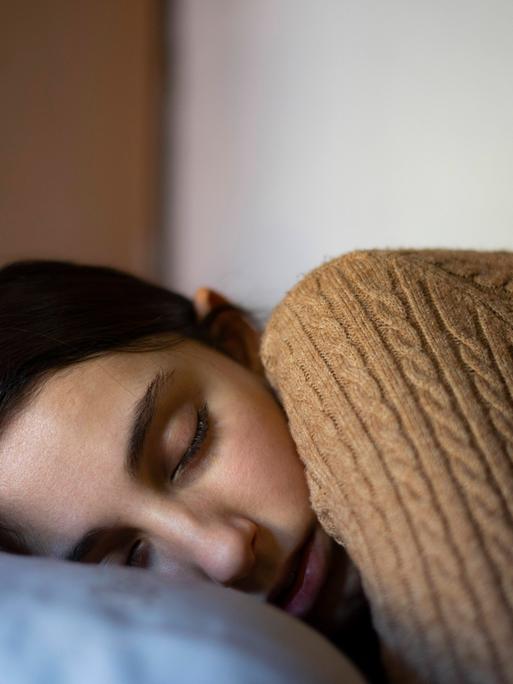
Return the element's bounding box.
[0,259,246,555]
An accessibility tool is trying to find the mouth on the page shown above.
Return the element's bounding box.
[268,524,331,618]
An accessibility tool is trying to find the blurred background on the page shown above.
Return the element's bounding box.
[2,0,513,320]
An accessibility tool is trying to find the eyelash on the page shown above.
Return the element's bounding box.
[170,401,210,482]
[125,402,210,568]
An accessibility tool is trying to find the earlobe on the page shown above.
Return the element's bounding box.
[192,287,264,375]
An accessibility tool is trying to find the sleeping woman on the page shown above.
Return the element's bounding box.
[0,249,512,684]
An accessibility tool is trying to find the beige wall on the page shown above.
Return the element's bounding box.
[1,0,162,277]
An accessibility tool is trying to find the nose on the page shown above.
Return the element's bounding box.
[140,500,258,587]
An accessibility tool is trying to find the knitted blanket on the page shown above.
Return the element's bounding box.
[260,250,513,684]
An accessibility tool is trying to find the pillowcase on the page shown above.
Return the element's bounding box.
[0,552,365,684]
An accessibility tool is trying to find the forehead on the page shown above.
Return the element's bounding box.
[4,349,158,449]
[0,350,164,532]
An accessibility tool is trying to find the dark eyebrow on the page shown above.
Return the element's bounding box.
[64,369,174,563]
[126,369,174,478]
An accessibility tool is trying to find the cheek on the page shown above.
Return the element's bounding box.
[198,358,312,519]
[219,396,310,512]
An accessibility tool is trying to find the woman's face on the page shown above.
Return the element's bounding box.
[0,332,337,617]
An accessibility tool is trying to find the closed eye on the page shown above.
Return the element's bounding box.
[170,402,209,482]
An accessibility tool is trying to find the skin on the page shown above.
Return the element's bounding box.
[0,288,348,615]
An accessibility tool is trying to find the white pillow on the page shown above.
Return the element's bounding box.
[0,553,366,684]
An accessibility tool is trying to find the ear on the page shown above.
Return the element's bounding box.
[193,287,264,375]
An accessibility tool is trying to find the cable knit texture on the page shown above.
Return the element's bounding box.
[260,250,513,684]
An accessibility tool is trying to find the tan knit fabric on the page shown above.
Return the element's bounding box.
[260,250,513,684]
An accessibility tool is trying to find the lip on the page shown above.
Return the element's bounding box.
[268,524,331,618]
